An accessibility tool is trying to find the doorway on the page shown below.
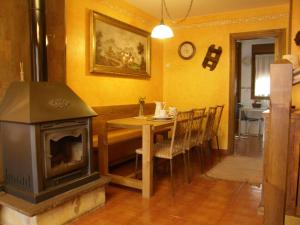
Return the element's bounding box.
[228,29,286,154]
[235,39,275,156]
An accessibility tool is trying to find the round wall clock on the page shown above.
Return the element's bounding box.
[178,41,196,60]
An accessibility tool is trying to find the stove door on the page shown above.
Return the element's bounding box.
[42,125,88,179]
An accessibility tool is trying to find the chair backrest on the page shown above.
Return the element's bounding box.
[240,106,248,121]
[236,103,243,119]
[170,111,193,155]
[213,105,224,135]
[202,106,217,142]
[189,108,206,148]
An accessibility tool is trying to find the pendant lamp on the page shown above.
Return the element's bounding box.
[151,0,174,39]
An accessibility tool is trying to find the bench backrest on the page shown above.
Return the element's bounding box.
[92,103,156,134]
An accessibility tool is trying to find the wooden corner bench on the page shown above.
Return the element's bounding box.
[92,103,155,175]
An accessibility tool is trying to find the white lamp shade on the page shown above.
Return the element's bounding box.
[151,24,174,39]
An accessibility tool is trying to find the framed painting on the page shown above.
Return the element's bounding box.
[90,11,151,78]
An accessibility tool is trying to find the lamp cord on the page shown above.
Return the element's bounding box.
[163,0,194,24]
[160,0,164,23]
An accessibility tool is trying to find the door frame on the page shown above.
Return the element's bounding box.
[228,29,286,153]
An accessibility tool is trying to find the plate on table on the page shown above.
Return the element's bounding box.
[152,115,173,120]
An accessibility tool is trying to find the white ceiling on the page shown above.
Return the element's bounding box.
[125,0,289,19]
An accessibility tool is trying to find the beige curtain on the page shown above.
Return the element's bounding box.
[254,54,274,97]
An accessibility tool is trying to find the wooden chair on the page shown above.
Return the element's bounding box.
[199,107,217,162]
[135,111,193,193]
[239,106,263,137]
[212,105,224,152]
[185,108,206,180]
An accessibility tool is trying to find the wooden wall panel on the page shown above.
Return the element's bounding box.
[0,0,31,100]
[46,0,66,83]
[0,0,32,182]
[0,0,67,94]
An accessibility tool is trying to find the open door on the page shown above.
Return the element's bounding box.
[228,29,286,153]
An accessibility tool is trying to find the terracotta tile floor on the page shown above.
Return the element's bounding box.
[72,142,263,225]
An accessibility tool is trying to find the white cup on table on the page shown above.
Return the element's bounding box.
[159,109,168,118]
[168,107,177,116]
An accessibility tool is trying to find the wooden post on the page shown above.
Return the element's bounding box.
[264,63,293,225]
[142,124,154,198]
[260,110,270,211]
[98,124,109,175]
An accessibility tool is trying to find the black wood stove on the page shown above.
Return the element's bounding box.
[0,82,99,203]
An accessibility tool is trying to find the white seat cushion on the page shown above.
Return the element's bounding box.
[136,139,184,159]
[136,148,143,154]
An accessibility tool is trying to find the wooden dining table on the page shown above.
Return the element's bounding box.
[107,116,174,198]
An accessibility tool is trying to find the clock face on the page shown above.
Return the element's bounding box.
[178,41,196,60]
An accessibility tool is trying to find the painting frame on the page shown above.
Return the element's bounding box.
[90,11,151,78]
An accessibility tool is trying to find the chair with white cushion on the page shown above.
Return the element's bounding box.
[135,110,193,193]
[185,108,206,180]
[239,106,263,136]
[212,105,224,156]
[199,106,217,163]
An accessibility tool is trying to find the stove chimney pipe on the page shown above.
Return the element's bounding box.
[29,0,48,82]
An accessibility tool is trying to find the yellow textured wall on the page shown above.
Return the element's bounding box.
[291,0,300,107]
[163,5,289,150]
[65,0,163,106]
[65,0,289,150]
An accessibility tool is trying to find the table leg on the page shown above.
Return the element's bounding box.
[98,125,109,175]
[142,124,154,198]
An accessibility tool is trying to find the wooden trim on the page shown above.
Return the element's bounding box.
[236,42,242,103]
[251,43,275,100]
[229,36,237,153]
[252,43,275,54]
[109,173,142,189]
[228,29,286,153]
[235,42,242,134]
[288,0,293,54]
